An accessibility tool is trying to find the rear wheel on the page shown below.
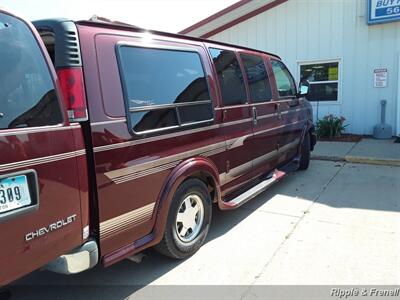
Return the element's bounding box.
[0,289,11,299]
[155,178,212,259]
[298,132,310,170]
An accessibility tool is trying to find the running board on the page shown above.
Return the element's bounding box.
[220,169,286,210]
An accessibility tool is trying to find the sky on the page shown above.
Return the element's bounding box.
[0,0,238,33]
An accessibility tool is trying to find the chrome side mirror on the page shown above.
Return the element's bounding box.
[297,80,310,98]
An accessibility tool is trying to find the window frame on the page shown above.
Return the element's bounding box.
[270,59,298,100]
[297,58,342,105]
[116,42,215,136]
[239,52,273,104]
[208,47,249,108]
[0,11,65,130]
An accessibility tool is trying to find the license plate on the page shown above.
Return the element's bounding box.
[0,175,31,214]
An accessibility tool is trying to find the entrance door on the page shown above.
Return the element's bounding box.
[397,52,400,136]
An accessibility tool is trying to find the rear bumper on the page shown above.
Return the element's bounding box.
[44,240,98,275]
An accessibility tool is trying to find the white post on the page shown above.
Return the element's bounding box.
[397,52,400,136]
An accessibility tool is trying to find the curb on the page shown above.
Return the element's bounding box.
[344,155,400,167]
[311,155,400,167]
[310,155,345,162]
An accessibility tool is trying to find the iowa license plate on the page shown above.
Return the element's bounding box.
[0,175,31,214]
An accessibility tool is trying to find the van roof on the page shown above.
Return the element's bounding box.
[75,19,281,60]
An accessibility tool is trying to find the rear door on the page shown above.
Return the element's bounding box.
[0,11,84,285]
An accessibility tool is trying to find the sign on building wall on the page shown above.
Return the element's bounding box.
[374,69,388,88]
[368,0,400,24]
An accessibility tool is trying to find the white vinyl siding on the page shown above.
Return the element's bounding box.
[209,0,400,135]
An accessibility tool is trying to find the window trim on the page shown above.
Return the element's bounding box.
[297,58,342,105]
[116,42,215,136]
[128,100,213,113]
[239,53,273,104]
[208,47,249,108]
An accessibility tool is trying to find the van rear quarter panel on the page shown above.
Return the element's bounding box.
[0,126,85,285]
[77,25,227,257]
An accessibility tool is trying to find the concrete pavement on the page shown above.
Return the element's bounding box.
[254,163,400,285]
[346,138,400,166]
[311,141,357,161]
[9,160,400,299]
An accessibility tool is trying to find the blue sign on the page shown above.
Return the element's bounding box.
[368,0,400,24]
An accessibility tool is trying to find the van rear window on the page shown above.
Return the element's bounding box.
[117,46,213,134]
[0,13,63,129]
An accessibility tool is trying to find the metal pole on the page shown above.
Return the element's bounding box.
[381,99,386,124]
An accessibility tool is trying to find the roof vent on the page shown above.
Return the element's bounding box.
[89,15,141,29]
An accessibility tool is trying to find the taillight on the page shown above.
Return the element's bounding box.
[57,67,88,122]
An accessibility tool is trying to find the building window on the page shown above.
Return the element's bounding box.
[300,61,339,102]
[209,48,247,106]
[117,46,213,134]
[240,54,272,103]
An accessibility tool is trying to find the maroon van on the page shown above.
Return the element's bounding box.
[0,9,316,286]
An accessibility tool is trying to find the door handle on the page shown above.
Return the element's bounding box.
[252,107,258,125]
[223,109,228,121]
[276,103,282,119]
[289,98,300,107]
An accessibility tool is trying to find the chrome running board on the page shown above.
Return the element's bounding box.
[221,169,286,210]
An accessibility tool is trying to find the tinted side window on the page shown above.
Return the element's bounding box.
[118,46,213,134]
[209,48,246,106]
[270,60,297,98]
[240,54,272,103]
[0,13,63,129]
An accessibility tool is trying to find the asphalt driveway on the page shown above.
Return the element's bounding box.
[9,160,400,299]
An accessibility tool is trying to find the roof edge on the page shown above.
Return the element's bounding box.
[179,0,288,38]
[179,0,252,34]
[201,0,288,38]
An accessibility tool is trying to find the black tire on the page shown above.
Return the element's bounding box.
[298,132,311,170]
[0,289,11,300]
[154,178,212,259]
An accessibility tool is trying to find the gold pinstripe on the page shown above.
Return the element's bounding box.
[0,149,86,173]
[100,202,155,239]
[103,118,307,183]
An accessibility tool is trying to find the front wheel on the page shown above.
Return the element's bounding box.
[154,178,212,259]
[298,132,311,170]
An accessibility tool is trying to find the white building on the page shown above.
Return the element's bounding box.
[180,0,400,136]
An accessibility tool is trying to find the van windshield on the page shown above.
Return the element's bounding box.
[0,13,62,129]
